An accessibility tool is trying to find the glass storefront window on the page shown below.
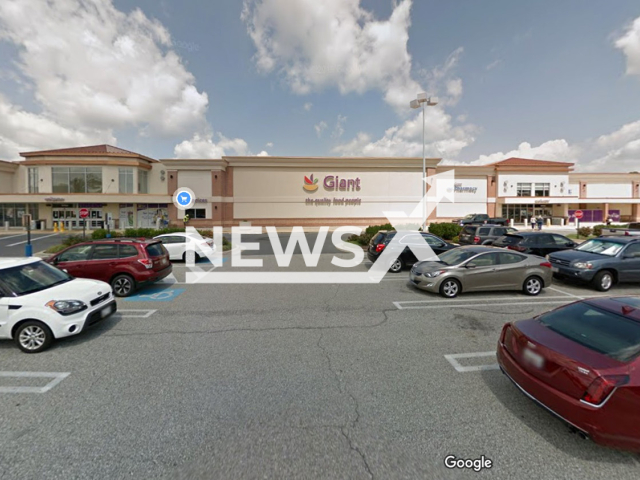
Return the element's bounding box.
[51,167,102,193]
[0,204,39,227]
[516,183,532,197]
[119,168,134,193]
[28,167,39,193]
[534,183,550,197]
[138,170,149,194]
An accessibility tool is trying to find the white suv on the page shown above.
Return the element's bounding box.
[0,258,117,353]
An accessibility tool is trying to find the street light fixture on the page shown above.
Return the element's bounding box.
[410,93,438,229]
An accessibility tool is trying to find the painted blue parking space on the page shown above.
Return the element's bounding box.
[123,287,186,302]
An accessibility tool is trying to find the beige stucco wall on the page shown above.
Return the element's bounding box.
[233,167,423,219]
[0,170,15,193]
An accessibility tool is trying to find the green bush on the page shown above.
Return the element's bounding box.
[364,223,393,236]
[427,222,462,240]
[577,226,593,238]
[347,232,373,246]
[592,224,628,237]
[62,234,87,246]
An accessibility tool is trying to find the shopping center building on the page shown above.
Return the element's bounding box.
[0,145,639,230]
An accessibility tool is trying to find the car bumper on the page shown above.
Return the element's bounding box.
[497,341,640,451]
[51,299,117,339]
[138,265,172,285]
[409,271,442,292]
[550,264,595,281]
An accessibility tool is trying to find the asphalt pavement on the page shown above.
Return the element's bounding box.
[1,250,640,479]
[0,232,71,257]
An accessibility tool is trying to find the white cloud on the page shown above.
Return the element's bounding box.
[303,102,313,111]
[419,47,464,107]
[266,142,274,147]
[242,0,422,111]
[314,121,328,138]
[174,131,249,158]
[457,139,579,166]
[257,150,270,156]
[334,107,475,157]
[485,59,501,71]
[332,114,347,139]
[586,120,640,171]
[0,95,115,159]
[0,0,209,136]
[616,16,640,78]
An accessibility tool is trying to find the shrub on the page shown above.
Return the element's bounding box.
[592,224,628,237]
[427,222,462,240]
[451,236,460,244]
[347,232,373,246]
[577,226,593,238]
[62,234,87,246]
[364,223,393,236]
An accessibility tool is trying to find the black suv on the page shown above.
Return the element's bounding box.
[458,225,518,246]
[493,232,577,257]
[367,231,457,272]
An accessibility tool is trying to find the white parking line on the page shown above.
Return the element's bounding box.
[444,352,499,372]
[0,371,70,393]
[398,300,573,310]
[393,295,573,310]
[118,309,157,318]
[547,286,584,299]
[6,233,59,247]
[0,233,26,242]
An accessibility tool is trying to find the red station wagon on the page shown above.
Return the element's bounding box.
[497,297,640,452]
[47,238,172,297]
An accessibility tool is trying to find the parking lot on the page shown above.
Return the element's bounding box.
[1,247,640,479]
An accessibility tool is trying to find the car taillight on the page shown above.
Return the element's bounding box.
[137,258,153,269]
[625,231,630,236]
[582,375,629,406]
[375,244,385,253]
[539,262,552,268]
[473,236,480,244]
[508,245,526,252]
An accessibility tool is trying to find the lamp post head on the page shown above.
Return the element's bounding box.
[410,99,420,109]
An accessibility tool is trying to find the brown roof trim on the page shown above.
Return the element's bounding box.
[22,158,153,170]
[20,144,157,163]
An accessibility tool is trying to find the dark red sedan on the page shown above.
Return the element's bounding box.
[497,297,640,452]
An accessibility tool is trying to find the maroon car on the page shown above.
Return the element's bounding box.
[47,238,172,297]
[497,297,640,452]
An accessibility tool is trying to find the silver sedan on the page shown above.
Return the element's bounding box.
[409,245,553,298]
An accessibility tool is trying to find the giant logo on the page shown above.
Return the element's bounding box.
[303,174,319,192]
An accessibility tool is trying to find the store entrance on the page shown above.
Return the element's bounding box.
[52,204,104,230]
[501,204,553,224]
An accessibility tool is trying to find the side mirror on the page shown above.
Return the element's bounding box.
[466,263,477,269]
[62,269,69,273]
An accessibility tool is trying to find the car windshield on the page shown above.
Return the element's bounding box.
[462,214,475,219]
[146,243,165,257]
[538,302,640,362]
[575,239,624,256]
[1,261,72,296]
[497,234,522,245]
[436,249,481,266]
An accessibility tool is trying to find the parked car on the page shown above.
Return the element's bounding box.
[153,232,216,261]
[493,232,577,256]
[548,237,640,292]
[458,225,519,246]
[497,297,640,452]
[367,231,457,273]
[601,222,640,237]
[454,213,508,226]
[47,238,172,297]
[409,245,552,298]
[0,258,117,353]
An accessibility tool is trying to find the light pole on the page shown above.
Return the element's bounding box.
[410,93,437,230]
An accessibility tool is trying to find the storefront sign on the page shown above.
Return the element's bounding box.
[305,197,362,205]
[195,198,208,203]
[304,174,361,192]
[44,197,65,202]
[452,183,478,194]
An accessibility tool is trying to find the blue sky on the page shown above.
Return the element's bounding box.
[0,0,639,171]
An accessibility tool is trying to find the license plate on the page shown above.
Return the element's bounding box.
[523,348,544,368]
[551,267,559,273]
[100,305,113,318]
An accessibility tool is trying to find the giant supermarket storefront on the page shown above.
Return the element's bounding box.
[2,147,640,229]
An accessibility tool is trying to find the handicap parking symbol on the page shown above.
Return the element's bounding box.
[123,288,185,302]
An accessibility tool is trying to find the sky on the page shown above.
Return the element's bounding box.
[0,0,639,172]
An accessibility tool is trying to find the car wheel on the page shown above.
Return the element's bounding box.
[389,258,404,273]
[439,278,461,298]
[182,251,201,263]
[523,276,543,296]
[14,321,53,353]
[593,270,614,292]
[111,274,135,297]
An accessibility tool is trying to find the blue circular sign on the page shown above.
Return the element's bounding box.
[177,191,192,206]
